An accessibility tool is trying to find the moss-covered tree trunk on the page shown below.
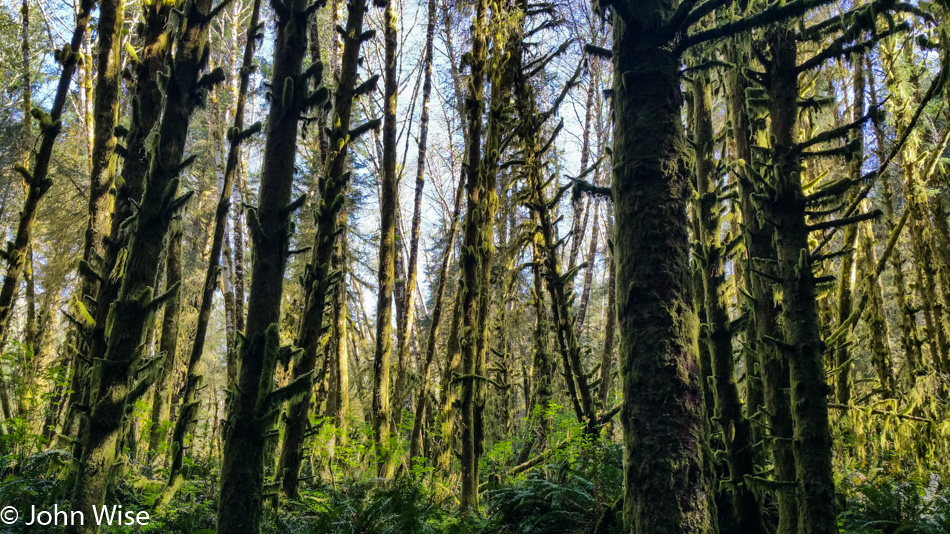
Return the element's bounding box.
[67,0,217,526]
[598,230,616,408]
[834,54,865,406]
[275,0,375,497]
[78,0,124,306]
[867,58,922,376]
[692,75,766,534]
[436,295,463,475]
[327,235,349,461]
[610,2,714,533]
[726,38,798,534]
[859,218,896,395]
[217,0,318,526]
[767,27,838,534]
[372,0,399,477]
[147,215,182,463]
[64,0,172,445]
[457,0,489,508]
[157,0,263,508]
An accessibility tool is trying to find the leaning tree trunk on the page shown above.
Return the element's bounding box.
[0,0,95,362]
[274,0,376,498]
[767,27,838,534]
[868,63,922,375]
[67,0,217,526]
[157,0,263,508]
[393,0,437,440]
[611,2,714,532]
[408,150,465,462]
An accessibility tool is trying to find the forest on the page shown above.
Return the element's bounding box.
[0,0,949,532]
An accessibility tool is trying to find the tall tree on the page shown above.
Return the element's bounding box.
[67,0,220,524]
[157,0,264,508]
[274,0,378,498]
[373,0,399,477]
[609,2,713,531]
[216,0,320,525]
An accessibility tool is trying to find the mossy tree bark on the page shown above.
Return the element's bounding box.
[833,53,865,406]
[692,74,766,534]
[457,0,490,508]
[767,27,838,534]
[78,0,124,306]
[866,57,923,377]
[372,0,399,478]
[725,36,799,534]
[275,0,376,497]
[517,68,597,434]
[147,215,182,464]
[217,0,320,525]
[67,0,219,525]
[64,0,172,445]
[859,218,896,395]
[608,2,716,533]
[158,0,263,508]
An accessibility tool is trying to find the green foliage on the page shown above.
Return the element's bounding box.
[265,477,448,534]
[838,470,950,534]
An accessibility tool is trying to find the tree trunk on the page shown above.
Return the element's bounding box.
[68,0,215,526]
[0,0,94,365]
[834,54,865,406]
[408,147,464,463]
[611,3,714,532]
[372,0,399,477]
[457,0,490,508]
[148,216,183,464]
[78,0,124,306]
[767,28,838,534]
[598,232,616,408]
[692,74,765,534]
[275,0,375,499]
[157,0,263,508]
[64,0,172,447]
[726,38,798,534]
[394,0,437,438]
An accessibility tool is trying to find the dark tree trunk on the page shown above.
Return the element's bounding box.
[611,2,714,532]
[148,216,183,465]
[158,0,263,508]
[79,0,124,305]
[692,74,765,534]
[275,0,374,497]
[767,28,838,534]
